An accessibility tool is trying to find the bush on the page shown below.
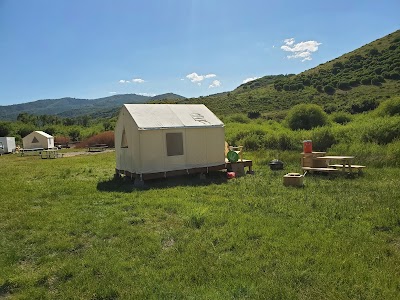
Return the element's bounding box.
[361,118,400,145]
[330,112,352,124]
[323,85,335,94]
[228,114,250,124]
[242,134,263,150]
[247,111,261,119]
[75,131,115,148]
[312,127,337,151]
[285,104,329,130]
[55,136,70,145]
[375,97,400,116]
[371,77,381,86]
[350,98,379,114]
[337,81,350,90]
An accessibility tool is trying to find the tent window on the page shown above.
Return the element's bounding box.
[32,137,39,143]
[121,129,128,148]
[166,133,183,156]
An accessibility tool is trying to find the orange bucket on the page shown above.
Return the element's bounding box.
[303,140,312,153]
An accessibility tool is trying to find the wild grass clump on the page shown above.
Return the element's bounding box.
[76,131,115,148]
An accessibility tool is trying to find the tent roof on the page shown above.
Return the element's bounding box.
[123,104,224,130]
[34,131,53,138]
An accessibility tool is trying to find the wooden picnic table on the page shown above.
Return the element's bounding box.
[40,149,62,159]
[316,155,364,174]
[20,148,44,156]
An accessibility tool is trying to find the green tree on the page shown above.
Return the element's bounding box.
[69,128,81,142]
[0,122,12,136]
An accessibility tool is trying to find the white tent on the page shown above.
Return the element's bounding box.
[0,137,16,153]
[115,104,225,180]
[22,131,54,149]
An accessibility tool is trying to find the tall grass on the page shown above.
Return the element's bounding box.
[1,151,400,298]
[225,112,400,166]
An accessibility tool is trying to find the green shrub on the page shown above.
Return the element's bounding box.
[371,77,381,85]
[324,85,335,94]
[361,117,400,145]
[337,81,350,90]
[247,111,261,119]
[375,97,400,116]
[285,104,329,130]
[330,112,352,124]
[242,134,263,150]
[350,98,379,114]
[311,127,337,151]
[228,114,250,124]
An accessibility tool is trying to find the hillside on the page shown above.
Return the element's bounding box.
[0,93,185,120]
[172,30,400,117]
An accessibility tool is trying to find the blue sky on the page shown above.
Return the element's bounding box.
[0,0,399,105]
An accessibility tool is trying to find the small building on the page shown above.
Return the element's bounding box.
[0,137,16,153]
[22,131,54,150]
[115,104,225,180]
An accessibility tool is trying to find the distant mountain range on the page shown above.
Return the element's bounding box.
[0,93,185,120]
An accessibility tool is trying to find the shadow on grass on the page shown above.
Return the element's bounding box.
[97,171,228,192]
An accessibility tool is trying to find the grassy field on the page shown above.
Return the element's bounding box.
[1,151,400,299]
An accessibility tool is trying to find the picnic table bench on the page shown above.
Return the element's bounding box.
[20,148,44,156]
[40,149,63,159]
[302,166,339,173]
[301,153,366,176]
[328,164,366,174]
[88,144,108,152]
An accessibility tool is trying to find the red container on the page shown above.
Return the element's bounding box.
[227,172,236,179]
[303,140,312,153]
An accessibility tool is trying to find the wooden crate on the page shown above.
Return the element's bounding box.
[283,173,304,187]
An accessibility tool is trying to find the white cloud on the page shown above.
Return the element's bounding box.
[242,77,260,84]
[281,38,321,62]
[186,72,217,83]
[132,78,145,83]
[119,80,129,83]
[109,91,117,94]
[284,38,295,46]
[209,80,221,88]
[180,78,185,81]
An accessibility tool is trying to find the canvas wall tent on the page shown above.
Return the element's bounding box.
[22,131,54,149]
[115,104,225,180]
[0,137,16,153]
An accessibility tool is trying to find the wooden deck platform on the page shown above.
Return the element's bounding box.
[302,166,339,173]
[116,160,253,181]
